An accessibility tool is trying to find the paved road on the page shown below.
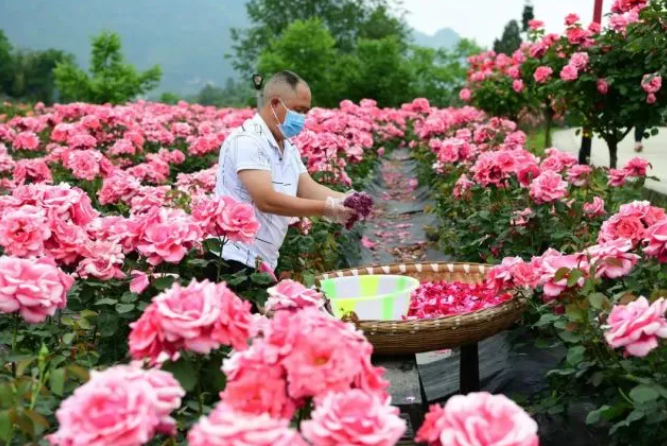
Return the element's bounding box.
[553,127,667,195]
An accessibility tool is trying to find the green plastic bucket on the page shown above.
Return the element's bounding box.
[319,275,419,321]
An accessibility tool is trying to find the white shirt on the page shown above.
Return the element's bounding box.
[214,113,307,270]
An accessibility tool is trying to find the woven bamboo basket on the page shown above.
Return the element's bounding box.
[316,262,527,355]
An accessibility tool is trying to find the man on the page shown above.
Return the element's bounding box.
[211,71,356,277]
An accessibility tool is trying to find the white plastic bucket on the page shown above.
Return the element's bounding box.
[319,275,419,321]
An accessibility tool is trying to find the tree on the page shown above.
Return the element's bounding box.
[230,0,401,76]
[54,31,162,104]
[521,2,535,33]
[407,39,482,107]
[189,79,254,108]
[493,20,522,55]
[10,49,74,104]
[0,30,14,96]
[343,36,412,107]
[257,19,339,107]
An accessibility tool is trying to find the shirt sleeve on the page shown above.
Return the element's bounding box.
[233,135,272,172]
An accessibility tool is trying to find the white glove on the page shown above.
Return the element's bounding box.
[323,197,357,225]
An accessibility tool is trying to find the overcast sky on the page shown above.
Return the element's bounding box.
[402,0,614,47]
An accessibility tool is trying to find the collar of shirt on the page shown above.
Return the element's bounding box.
[251,113,297,159]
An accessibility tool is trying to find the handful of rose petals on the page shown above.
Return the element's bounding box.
[407,281,512,320]
[343,192,375,230]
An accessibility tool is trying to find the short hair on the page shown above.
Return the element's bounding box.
[262,71,307,102]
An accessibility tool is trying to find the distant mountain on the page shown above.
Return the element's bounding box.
[0,0,460,95]
[0,0,249,95]
[411,28,461,49]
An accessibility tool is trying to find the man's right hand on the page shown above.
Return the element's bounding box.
[323,197,357,225]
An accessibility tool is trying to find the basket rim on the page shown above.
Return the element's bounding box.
[315,261,491,282]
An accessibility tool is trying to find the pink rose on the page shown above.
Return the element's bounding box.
[416,392,539,446]
[219,196,260,244]
[617,217,647,242]
[624,157,651,177]
[533,66,553,84]
[642,74,662,94]
[48,364,184,446]
[597,78,609,94]
[12,131,40,151]
[507,66,520,79]
[220,345,299,420]
[528,19,544,30]
[529,171,568,204]
[188,403,308,446]
[644,220,667,262]
[13,159,52,185]
[136,207,203,266]
[263,308,389,401]
[569,52,589,70]
[584,197,606,218]
[539,253,587,299]
[567,164,592,186]
[647,94,657,105]
[517,164,542,188]
[129,279,253,364]
[608,168,629,187]
[0,205,50,257]
[265,279,325,313]
[565,13,581,26]
[459,88,472,102]
[512,79,524,93]
[560,64,579,82]
[453,174,474,199]
[486,257,523,293]
[605,297,667,357]
[130,270,150,294]
[302,390,406,446]
[75,240,126,281]
[584,239,639,279]
[0,256,73,324]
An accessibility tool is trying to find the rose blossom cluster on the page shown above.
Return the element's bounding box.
[604,296,667,358]
[48,364,185,446]
[264,279,325,313]
[129,279,254,364]
[416,392,539,446]
[182,306,403,446]
[486,238,640,301]
[0,256,74,323]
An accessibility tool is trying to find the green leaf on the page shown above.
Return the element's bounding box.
[589,292,610,310]
[115,303,135,314]
[94,298,118,306]
[630,385,659,404]
[554,267,570,282]
[203,238,223,253]
[120,292,139,303]
[16,358,35,377]
[567,346,586,366]
[535,313,558,328]
[558,330,582,343]
[153,276,175,291]
[49,368,65,397]
[62,333,75,345]
[250,273,273,285]
[66,365,90,382]
[586,405,611,425]
[161,358,197,392]
[24,410,49,430]
[567,269,584,287]
[0,410,12,442]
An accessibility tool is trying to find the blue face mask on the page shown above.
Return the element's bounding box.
[273,100,305,139]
